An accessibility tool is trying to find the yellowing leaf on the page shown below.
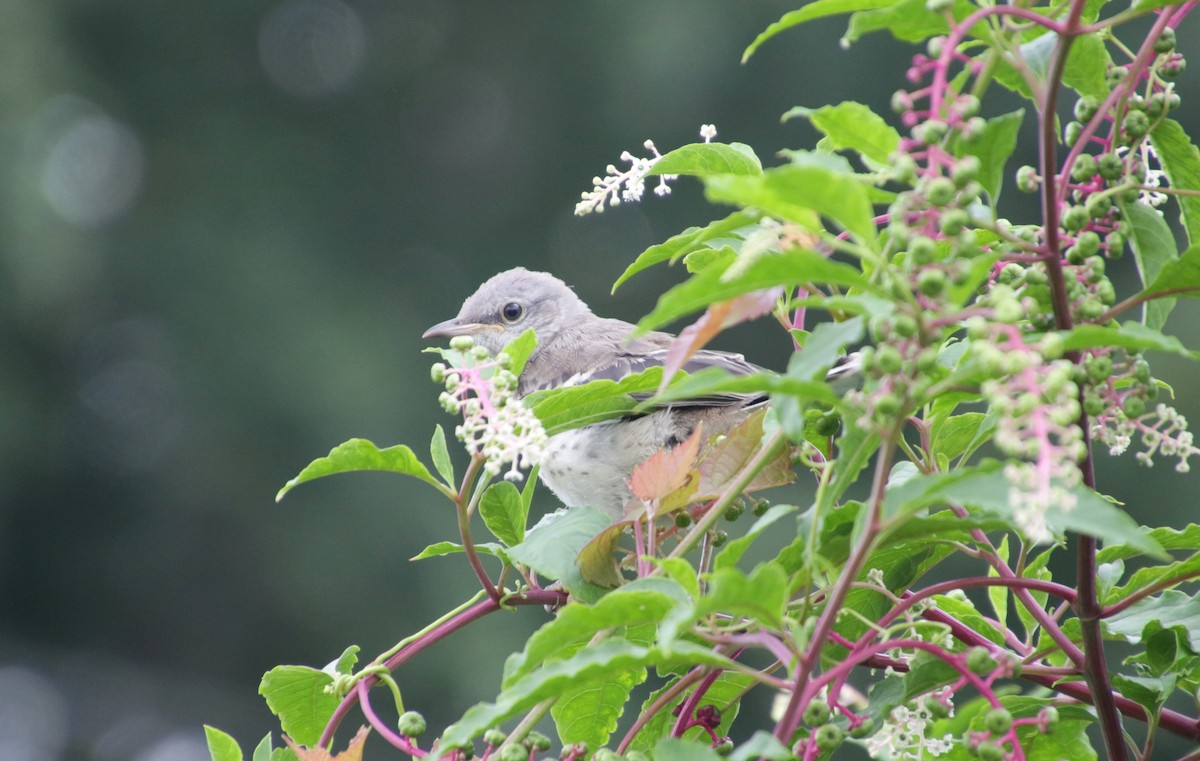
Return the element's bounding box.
[629,425,704,502]
[283,726,370,761]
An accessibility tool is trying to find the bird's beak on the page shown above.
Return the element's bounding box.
[422,318,493,339]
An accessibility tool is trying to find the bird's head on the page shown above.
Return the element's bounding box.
[422,267,592,358]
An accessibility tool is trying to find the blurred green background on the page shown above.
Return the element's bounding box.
[1,2,1198,759]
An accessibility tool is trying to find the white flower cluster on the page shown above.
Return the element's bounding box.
[435,339,548,481]
[574,124,718,216]
[865,703,954,760]
[1117,142,1169,207]
[1092,402,1199,473]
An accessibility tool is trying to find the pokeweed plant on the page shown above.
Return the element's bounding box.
[206,1,1200,759]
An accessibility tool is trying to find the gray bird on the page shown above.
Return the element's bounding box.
[422,267,769,518]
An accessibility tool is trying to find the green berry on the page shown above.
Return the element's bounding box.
[526,732,551,751]
[892,314,919,338]
[918,268,948,297]
[1062,205,1090,232]
[1066,245,1087,265]
[940,209,970,236]
[924,696,952,719]
[848,717,877,739]
[876,345,904,374]
[1074,96,1100,122]
[815,724,845,748]
[803,700,832,726]
[976,741,1005,761]
[1040,706,1060,732]
[723,502,744,521]
[1064,120,1084,146]
[1145,92,1167,119]
[953,156,982,187]
[1085,193,1112,220]
[955,94,981,118]
[1016,165,1039,193]
[875,393,902,417]
[984,707,1014,735]
[910,235,937,264]
[714,739,735,756]
[1123,396,1146,417]
[1084,395,1105,416]
[891,90,912,114]
[593,750,622,761]
[449,335,475,350]
[1098,152,1124,181]
[710,529,728,547]
[927,176,957,206]
[1106,231,1126,256]
[1071,153,1097,182]
[398,711,427,737]
[1154,27,1177,54]
[1123,111,1150,139]
[675,511,693,528]
[1161,57,1186,79]
[484,729,507,746]
[1119,186,1140,203]
[498,745,528,761]
[915,119,949,145]
[966,646,997,674]
[1134,359,1152,383]
[1107,65,1130,89]
[1076,230,1102,256]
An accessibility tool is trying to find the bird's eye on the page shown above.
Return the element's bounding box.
[501,302,524,323]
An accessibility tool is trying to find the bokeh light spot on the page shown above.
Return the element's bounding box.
[259,0,367,98]
[39,112,145,228]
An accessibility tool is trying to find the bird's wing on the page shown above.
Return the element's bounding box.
[528,338,766,410]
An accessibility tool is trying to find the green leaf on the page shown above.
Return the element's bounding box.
[440,641,734,750]
[650,142,762,178]
[729,731,793,761]
[1150,118,1200,247]
[932,594,1006,645]
[889,463,1167,558]
[506,507,613,602]
[1138,243,1200,303]
[411,540,508,561]
[651,738,724,761]
[644,368,838,411]
[782,102,901,166]
[479,480,526,546]
[1098,523,1200,562]
[430,425,454,487]
[613,211,758,292]
[1110,673,1175,716]
[1122,199,1180,330]
[989,535,1010,628]
[331,644,359,675]
[636,248,872,335]
[526,367,663,435]
[1061,33,1110,99]
[504,328,538,378]
[931,412,988,461]
[743,0,899,61]
[1056,321,1196,357]
[276,438,444,501]
[704,164,879,244]
[258,666,338,747]
[846,0,983,43]
[1107,590,1200,651]
[551,663,648,750]
[505,579,685,685]
[205,726,243,761]
[955,110,1024,203]
[660,563,789,644]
